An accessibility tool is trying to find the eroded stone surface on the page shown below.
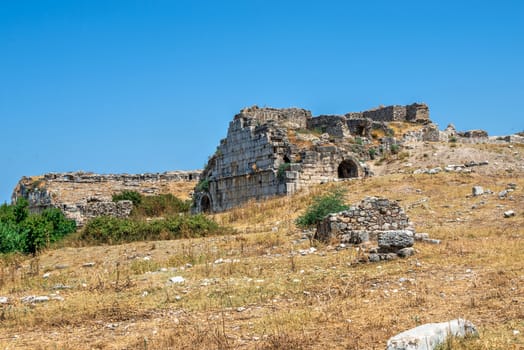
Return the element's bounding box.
[386,319,478,350]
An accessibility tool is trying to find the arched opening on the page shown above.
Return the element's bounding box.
[283,155,291,163]
[338,159,359,179]
[200,195,211,213]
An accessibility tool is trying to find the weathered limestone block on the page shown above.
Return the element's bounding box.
[378,230,414,252]
[386,319,478,350]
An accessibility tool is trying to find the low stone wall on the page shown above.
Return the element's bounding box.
[83,200,133,221]
[315,197,410,242]
[315,197,414,261]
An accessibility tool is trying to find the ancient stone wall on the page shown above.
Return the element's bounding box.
[193,103,432,213]
[315,197,415,261]
[315,197,410,243]
[12,170,199,225]
[234,106,311,129]
[306,115,350,138]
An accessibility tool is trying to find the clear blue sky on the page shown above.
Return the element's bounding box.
[1,1,523,203]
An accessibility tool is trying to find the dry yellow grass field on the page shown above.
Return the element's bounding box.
[1,144,523,349]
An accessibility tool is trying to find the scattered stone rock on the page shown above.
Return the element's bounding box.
[54,264,69,270]
[498,190,508,199]
[82,262,96,267]
[169,276,185,284]
[21,295,50,304]
[386,319,478,350]
[0,296,9,304]
[504,210,516,218]
[52,284,72,290]
[378,230,414,253]
[472,186,484,196]
[414,233,429,241]
[397,247,415,258]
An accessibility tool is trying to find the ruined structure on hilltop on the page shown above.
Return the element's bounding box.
[193,103,433,213]
[12,171,200,225]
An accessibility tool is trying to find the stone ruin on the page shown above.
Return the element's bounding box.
[12,171,200,226]
[315,197,417,261]
[193,103,433,213]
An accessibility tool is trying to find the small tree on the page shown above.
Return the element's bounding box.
[295,188,348,228]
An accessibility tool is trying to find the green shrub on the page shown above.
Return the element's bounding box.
[80,214,225,245]
[295,188,348,228]
[0,222,26,253]
[112,190,142,206]
[133,194,191,218]
[0,202,76,255]
[196,179,210,192]
[390,144,400,154]
[355,137,363,145]
[368,148,377,160]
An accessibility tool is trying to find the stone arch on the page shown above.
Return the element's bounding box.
[283,155,291,164]
[200,194,212,213]
[337,159,360,179]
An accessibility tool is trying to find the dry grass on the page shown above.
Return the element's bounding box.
[0,169,523,349]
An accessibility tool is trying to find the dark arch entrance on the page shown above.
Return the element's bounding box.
[200,195,211,213]
[338,159,359,179]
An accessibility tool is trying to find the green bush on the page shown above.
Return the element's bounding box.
[0,222,26,253]
[133,194,191,217]
[295,188,348,228]
[0,201,76,255]
[80,214,224,245]
[390,144,400,154]
[112,190,142,206]
[196,179,210,192]
[368,148,377,160]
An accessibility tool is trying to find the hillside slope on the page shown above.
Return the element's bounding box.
[0,141,523,349]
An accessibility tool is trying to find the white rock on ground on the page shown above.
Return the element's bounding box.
[386,319,478,350]
[472,186,484,196]
[21,295,50,304]
[169,276,185,284]
[504,210,516,218]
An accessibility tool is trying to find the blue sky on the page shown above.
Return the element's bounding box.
[1,1,523,203]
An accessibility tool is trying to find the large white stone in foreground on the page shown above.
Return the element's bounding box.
[386,319,478,350]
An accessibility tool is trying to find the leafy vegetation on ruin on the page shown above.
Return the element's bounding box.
[112,190,142,206]
[295,187,348,228]
[83,191,227,245]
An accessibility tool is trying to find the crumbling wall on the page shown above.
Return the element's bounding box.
[193,103,432,213]
[315,197,410,243]
[235,106,311,129]
[315,197,415,261]
[306,115,350,138]
[83,200,133,222]
[12,170,199,225]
